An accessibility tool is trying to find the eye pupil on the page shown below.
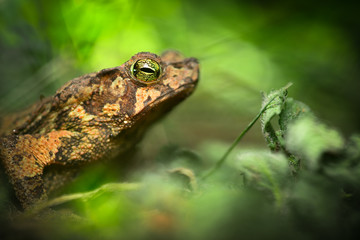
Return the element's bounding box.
[131,59,161,83]
[140,67,155,73]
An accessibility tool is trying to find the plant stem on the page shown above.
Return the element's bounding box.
[201,96,278,180]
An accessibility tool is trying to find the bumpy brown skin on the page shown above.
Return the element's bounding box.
[0,51,199,209]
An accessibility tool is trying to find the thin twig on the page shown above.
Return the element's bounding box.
[23,182,140,216]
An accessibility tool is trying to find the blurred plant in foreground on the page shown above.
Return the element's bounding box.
[2,84,359,240]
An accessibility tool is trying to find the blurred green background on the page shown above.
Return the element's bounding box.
[1,0,360,239]
[1,0,359,153]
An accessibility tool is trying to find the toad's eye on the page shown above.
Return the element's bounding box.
[131,59,161,83]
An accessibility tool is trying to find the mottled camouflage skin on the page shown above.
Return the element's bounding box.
[0,51,199,208]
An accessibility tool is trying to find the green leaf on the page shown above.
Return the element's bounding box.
[260,83,292,151]
[260,85,289,126]
[285,115,345,170]
[279,98,313,132]
[323,134,360,185]
[235,151,290,207]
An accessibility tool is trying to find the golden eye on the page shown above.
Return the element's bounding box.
[131,59,161,83]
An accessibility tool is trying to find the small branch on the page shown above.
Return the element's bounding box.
[24,182,140,216]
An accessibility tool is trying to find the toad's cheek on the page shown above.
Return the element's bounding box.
[133,88,162,115]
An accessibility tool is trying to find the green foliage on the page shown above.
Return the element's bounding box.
[235,151,290,207]
[286,115,345,170]
[260,83,291,151]
[1,1,360,239]
[2,85,358,240]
